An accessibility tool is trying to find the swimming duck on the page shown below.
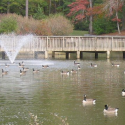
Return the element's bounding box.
[82,95,96,104]
[42,65,49,68]
[2,69,8,75]
[103,105,119,114]
[61,71,69,75]
[111,63,120,67]
[90,63,97,67]
[74,60,80,65]
[122,89,125,96]
[33,68,40,73]
[70,69,77,73]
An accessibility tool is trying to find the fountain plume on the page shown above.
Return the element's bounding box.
[0,33,34,63]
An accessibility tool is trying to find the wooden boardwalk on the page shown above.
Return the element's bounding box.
[1,36,125,59]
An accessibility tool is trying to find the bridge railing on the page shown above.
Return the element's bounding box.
[1,36,125,52]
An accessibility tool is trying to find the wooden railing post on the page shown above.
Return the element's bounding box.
[45,36,48,58]
[62,36,64,51]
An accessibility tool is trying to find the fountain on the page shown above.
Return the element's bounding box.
[0,34,34,63]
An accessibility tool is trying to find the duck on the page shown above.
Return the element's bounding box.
[70,69,77,73]
[82,95,96,104]
[103,105,119,114]
[90,63,97,67]
[61,71,69,75]
[20,70,26,76]
[33,68,40,73]
[122,89,125,96]
[2,69,8,75]
[111,63,120,67]
[74,60,80,65]
[42,65,49,68]
[23,67,29,71]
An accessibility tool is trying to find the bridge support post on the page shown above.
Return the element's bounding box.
[95,52,98,59]
[77,51,80,59]
[107,51,110,59]
[34,51,38,59]
[80,52,83,59]
[66,52,69,59]
[52,51,55,58]
[2,51,5,60]
[45,51,48,59]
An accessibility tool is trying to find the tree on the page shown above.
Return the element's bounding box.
[26,0,28,18]
[103,0,124,34]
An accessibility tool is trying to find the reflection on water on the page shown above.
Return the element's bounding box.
[0,59,125,125]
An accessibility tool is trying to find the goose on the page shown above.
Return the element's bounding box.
[70,69,77,73]
[78,66,81,70]
[5,63,9,68]
[103,105,119,114]
[33,68,40,73]
[42,65,49,68]
[111,63,120,67]
[82,95,96,104]
[19,63,24,68]
[90,63,97,67]
[2,69,8,75]
[74,60,80,65]
[20,70,26,76]
[23,67,29,71]
[61,71,69,75]
[122,89,125,96]
[21,61,25,65]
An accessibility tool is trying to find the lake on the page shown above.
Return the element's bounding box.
[0,58,125,125]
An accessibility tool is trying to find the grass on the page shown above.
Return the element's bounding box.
[69,30,88,36]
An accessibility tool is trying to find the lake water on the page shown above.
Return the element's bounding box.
[0,58,125,125]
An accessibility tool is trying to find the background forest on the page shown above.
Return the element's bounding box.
[0,0,125,35]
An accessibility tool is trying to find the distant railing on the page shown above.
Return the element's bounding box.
[1,36,125,52]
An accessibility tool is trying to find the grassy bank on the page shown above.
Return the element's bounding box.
[70,30,88,36]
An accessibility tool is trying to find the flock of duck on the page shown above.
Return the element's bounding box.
[1,60,124,116]
[60,60,125,116]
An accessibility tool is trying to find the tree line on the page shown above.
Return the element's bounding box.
[0,0,125,35]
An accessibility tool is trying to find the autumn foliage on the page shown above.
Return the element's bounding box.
[67,0,89,21]
[0,13,73,36]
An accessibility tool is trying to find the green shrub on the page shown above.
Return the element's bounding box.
[74,21,89,31]
[93,17,117,35]
[0,16,18,33]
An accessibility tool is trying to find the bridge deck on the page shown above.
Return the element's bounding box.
[0,36,125,59]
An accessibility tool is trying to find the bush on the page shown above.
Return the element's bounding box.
[93,17,117,35]
[74,21,89,31]
[0,16,18,33]
[1,14,51,35]
[0,13,73,36]
[46,14,73,35]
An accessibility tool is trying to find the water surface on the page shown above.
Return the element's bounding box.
[0,59,125,125]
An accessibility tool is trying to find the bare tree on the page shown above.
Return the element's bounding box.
[26,0,28,18]
[103,0,124,34]
[89,0,93,34]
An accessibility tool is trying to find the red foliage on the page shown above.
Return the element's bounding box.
[67,0,89,21]
[112,18,122,22]
[67,0,104,23]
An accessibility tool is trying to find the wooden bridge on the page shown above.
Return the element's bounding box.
[1,36,125,59]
